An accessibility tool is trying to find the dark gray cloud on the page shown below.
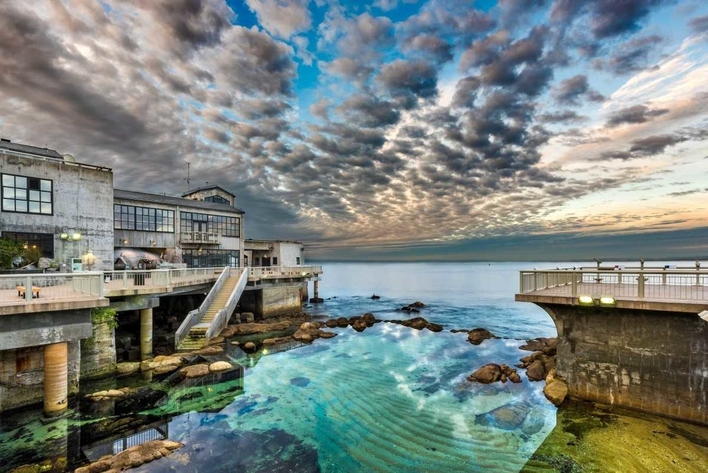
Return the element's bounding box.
[552,75,604,105]
[588,0,670,39]
[402,34,453,63]
[592,35,664,75]
[537,110,588,123]
[690,15,708,33]
[377,59,438,99]
[605,104,670,127]
[336,93,401,128]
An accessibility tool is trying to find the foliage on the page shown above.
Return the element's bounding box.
[91,307,119,329]
[0,237,23,269]
[22,246,42,265]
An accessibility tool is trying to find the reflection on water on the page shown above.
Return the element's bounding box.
[1,262,707,472]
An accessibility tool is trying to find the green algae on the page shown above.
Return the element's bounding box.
[521,401,708,473]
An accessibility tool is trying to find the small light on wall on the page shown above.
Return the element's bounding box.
[60,233,69,240]
[578,295,594,306]
[599,295,616,307]
[72,232,82,241]
[122,239,129,245]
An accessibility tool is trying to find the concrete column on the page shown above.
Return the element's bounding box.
[314,280,319,299]
[140,308,153,360]
[44,342,68,416]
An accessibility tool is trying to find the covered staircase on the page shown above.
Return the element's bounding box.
[176,267,248,352]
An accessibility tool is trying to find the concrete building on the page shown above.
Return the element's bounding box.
[182,185,235,206]
[0,139,113,270]
[244,239,304,267]
[113,189,244,268]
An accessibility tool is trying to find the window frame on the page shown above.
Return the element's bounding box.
[1,173,54,215]
[114,204,174,233]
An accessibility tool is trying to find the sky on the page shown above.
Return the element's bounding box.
[0,0,707,261]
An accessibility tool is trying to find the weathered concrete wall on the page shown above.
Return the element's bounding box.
[0,153,113,269]
[540,304,708,425]
[0,309,92,350]
[0,341,80,411]
[80,321,116,379]
[261,286,302,319]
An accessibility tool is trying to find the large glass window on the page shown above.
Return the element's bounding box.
[114,204,174,232]
[180,212,239,237]
[182,249,239,268]
[2,174,53,214]
[2,232,54,258]
[204,195,230,205]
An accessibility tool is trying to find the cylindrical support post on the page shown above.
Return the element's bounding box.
[44,342,68,416]
[140,308,153,360]
[313,280,319,299]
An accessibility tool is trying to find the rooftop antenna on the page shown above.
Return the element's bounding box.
[184,162,191,192]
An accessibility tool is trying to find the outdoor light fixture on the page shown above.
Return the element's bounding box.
[122,239,129,245]
[72,232,82,241]
[578,295,594,306]
[60,233,69,240]
[599,296,616,307]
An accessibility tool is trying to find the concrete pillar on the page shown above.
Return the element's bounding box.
[44,342,68,416]
[140,308,153,360]
[314,280,319,299]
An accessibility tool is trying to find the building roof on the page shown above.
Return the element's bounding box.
[182,185,236,198]
[0,139,64,160]
[245,239,303,244]
[114,189,245,215]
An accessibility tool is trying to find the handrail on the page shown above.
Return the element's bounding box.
[175,266,229,350]
[206,267,249,340]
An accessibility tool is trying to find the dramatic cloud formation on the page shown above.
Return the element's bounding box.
[0,0,707,260]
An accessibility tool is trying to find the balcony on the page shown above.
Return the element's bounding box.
[179,231,220,245]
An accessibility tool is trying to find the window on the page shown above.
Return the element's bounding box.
[204,195,230,205]
[2,232,54,258]
[272,257,278,265]
[2,174,53,214]
[180,212,240,237]
[114,204,174,232]
[182,250,239,268]
[296,257,301,265]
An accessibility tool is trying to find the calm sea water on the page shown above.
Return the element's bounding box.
[2,261,706,472]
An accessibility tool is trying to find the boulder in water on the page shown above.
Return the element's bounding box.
[468,364,503,384]
[209,361,232,372]
[543,378,569,406]
[467,328,496,346]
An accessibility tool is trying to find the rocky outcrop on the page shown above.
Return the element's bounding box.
[544,378,569,406]
[370,294,381,300]
[467,363,522,384]
[116,362,140,376]
[292,322,338,343]
[409,301,425,308]
[517,338,557,382]
[74,440,183,473]
[389,317,443,332]
[86,387,133,402]
[180,364,210,379]
[219,321,293,338]
[262,336,292,345]
[467,328,496,346]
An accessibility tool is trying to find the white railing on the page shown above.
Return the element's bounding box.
[248,265,323,280]
[175,266,230,350]
[519,267,708,302]
[179,231,220,244]
[0,272,104,304]
[206,268,249,340]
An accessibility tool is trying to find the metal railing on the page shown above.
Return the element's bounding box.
[519,267,708,302]
[179,231,221,244]
[0,272,104,304]
[175,266,230,350]
[206,268,249,340]
[248,265,323,279]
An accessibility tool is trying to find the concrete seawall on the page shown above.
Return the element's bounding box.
[540,304,707,425]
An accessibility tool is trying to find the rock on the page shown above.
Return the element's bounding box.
[220,321,292,337]
[508,371,522,383]
[153,364,179,375]
[542,346,557,357]
[467,328,496,346]
[318,330,338,339]
[544,378,569,406]
[362,313,376,325]
[309,297,324,303]
[243,342,256,352]
[545,367,557,384]
[519,337,557,352]
[299,322,316,330]
[192,346,224,356]
[370,294,381,300]
[325,319,338,328]
[409,301,425,308]
[426,323,443,332]
[116,362,140,376]
[241,312,255,323]
[106,389,124,397]
[209,361,232,372]
[76,440,183,473]
[293,330,314,343]
[526,359,546,381]
[521,407,547,435]
[468,364,502,384]
[336,317,349,327]
[207,336,225,346]
[406,317,429,330]
[262,336,292,345]
[231,340,240,346]
[477,403,530,430]
[180,364,210,379]
[351,319,368,332]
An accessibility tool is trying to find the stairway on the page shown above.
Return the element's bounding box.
[177,274,241,352]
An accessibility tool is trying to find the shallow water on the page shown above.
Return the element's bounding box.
[1,261,707,472]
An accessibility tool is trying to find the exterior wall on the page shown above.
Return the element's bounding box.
[278,242,303,266]
[261,285,302,318]
[244,240,304,267]
[0,341,80,411]
[183,188,235,206]
[0,153,114,270]
[541,304,708,425]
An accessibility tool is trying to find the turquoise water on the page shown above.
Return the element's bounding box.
[0,262,580,472]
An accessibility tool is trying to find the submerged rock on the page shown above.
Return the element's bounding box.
[389,317,443,332]
[409,301,425,308]
[336,317,349,327]
[370,294,381,300]
[468,364,502,384]
[362,313,376,325]
[467,328,496,346]
[75,439,183,473]
[476,403,531,430]
[325,318,338,328]
[243,342,256,352]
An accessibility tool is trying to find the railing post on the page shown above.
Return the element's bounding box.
[97,273,104,297]
[25,276,32,301]
[533,272,537,292]
[519,272,524,293]
[662,271,667,285]
[572,272,577,297]
[122,271,127,288]
[638,272,645,299]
